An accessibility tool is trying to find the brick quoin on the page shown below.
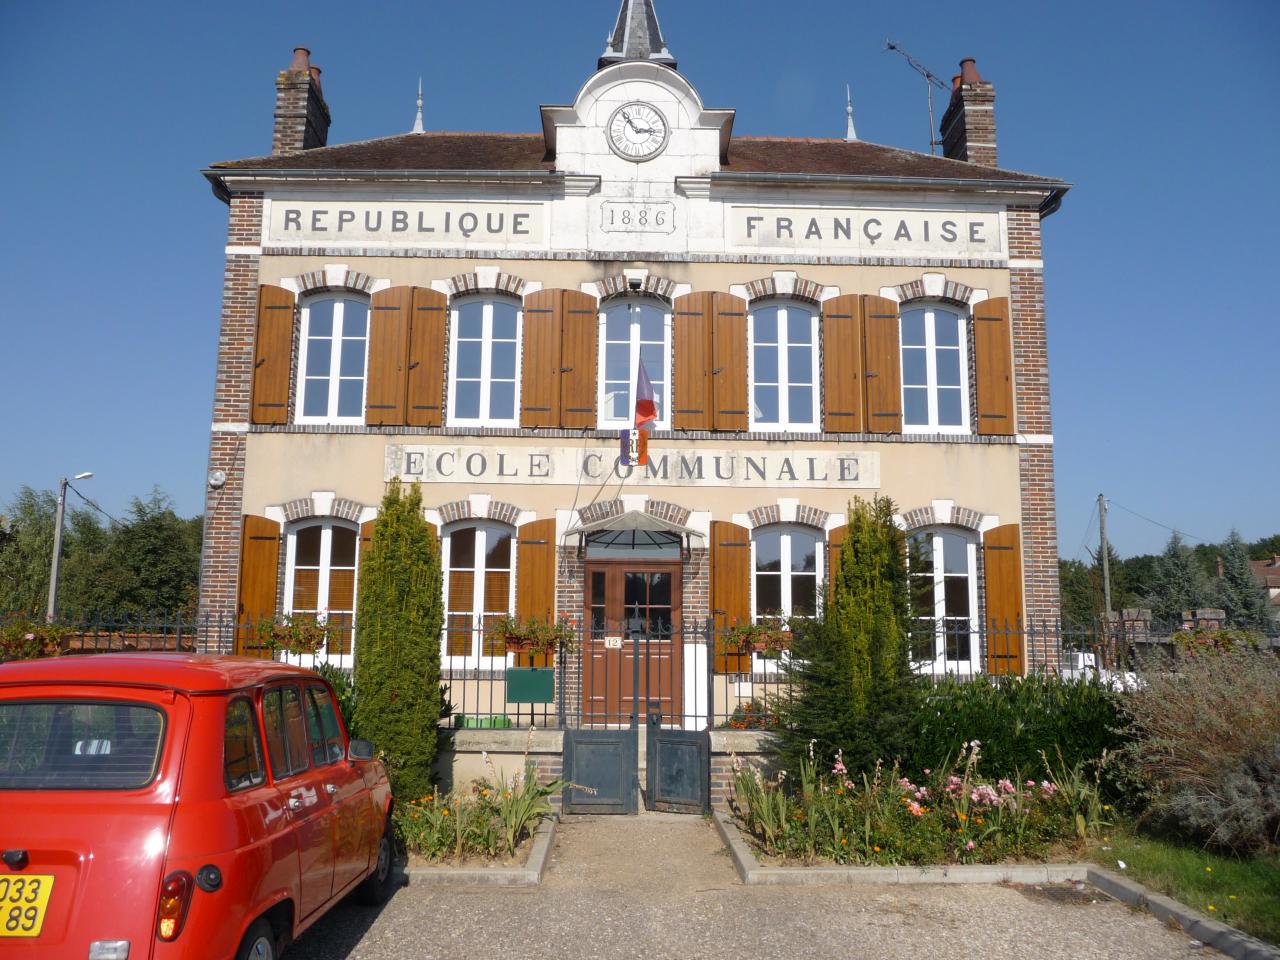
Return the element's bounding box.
[199,193,264,642]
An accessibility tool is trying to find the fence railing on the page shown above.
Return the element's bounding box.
[6,612,1276,733]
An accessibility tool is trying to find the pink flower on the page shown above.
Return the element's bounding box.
[914,788,929,800]
[965,840,975,851]
[843,779,855,790]
[923,769,931,776]
[997,778,1016,795]
[1040,781,1058,796]
[897,777,916,792]
[970,785,1000,807]
[1025,779,1037,788]
[907,801,924,817]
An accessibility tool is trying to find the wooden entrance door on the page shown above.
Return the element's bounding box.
[583,563,683,727]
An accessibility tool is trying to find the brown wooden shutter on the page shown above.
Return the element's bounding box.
[516,518,557,667]
[559,290,600,429]
[365,287,412,425]
[406,288,448,427]
[822,296,865,433]
[862,295,902,434]
[521,290,562,428]
[673,292,713,430]
[982,523,1025,676]
[972,296,1015,436]
[712,293,748,431]
[251,285,295,425]
[359,519,375,562]
[826,523,848,592]
[236,515,281,658]
[710,520,752,673]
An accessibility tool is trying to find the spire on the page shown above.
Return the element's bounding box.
[598,0,677,71]
[845,84,857,141]
[411,77,424,134]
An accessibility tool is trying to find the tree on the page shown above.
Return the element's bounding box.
[1144,532,1211,625]
[779,496,916,776]
[1214,529,1272,631]
[352,483,443,798]
[0,487,58,614]
[1059,558,1101,626]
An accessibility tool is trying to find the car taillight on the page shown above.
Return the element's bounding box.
[155,871,193,942]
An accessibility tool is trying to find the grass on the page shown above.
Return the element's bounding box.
[1086,828,1280,946]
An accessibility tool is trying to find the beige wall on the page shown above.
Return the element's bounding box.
[259,255,1011,301]
[243,433,1022,527]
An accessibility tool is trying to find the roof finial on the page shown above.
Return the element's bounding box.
[599,0,677,71]
[411,77,424,134]
[845,84,857,141]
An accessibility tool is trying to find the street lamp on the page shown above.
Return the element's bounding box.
[45,472,93,623]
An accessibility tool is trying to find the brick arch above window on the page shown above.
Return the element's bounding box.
[436,498,524,526]
[898,503,986,532]
[596,274,678,302]
[278,494,371,523]
[291,268,377,296]
[743,503,831,531]
[881,272,985,307]
[576,499,624,526]
[742,275,826,305]
[447,270,527,298]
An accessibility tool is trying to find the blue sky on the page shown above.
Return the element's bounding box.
[2,0,1276,559]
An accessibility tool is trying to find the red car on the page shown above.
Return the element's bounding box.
[0,654,395,960]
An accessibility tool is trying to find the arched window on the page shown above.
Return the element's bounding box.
[750,302,818,432]
[297,295,369,424]
[900,304,969,433]
[908,528,979,673]
[442,521,515,666]
[598,299,670,430]
[448,297,521,427]
[753,524,822,620]
[284,520,358,659]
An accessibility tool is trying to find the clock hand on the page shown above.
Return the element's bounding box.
[621,111,641,133]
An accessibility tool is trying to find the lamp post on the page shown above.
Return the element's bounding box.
[45,472,93,623]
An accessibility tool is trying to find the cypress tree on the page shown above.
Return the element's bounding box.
[353,483,443,799]
[1214,529,1272,631]
[1146,532,1210,625]
[779,496,916,774]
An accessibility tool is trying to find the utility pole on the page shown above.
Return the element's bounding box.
[45,472,92,622]
[1097,493,1113,618]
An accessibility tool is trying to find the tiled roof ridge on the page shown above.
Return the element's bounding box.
[726,135,1052,180]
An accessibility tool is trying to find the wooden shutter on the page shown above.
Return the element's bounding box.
[826,523,848,592]
[359,519,375,562]
[516,518,557,667]
[712,293,748,431]
[237,515,281,658]
[521,290,562,427]
[251,285,295,425]
[862,295,902,434]
[983,523,1025,675]
[673,292,713,430]
[972,296,1015,436]
[710,520,752,673]
[559,290,600,429]
[406,288,448,427]
[365,287,412,426]
[822,296,864,433]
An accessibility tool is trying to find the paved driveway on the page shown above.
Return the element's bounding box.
[289,815,1219,960]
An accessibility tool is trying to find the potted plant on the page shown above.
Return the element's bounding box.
[718,617,793,658]
[486,615,578,659]
[256,613,338,657]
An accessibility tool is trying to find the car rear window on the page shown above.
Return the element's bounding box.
[0,700,166,790]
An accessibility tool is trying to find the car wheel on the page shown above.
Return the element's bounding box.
[236,918,277,960]
[354,816,396,905]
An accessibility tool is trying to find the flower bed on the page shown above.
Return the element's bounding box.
[731,741,1108,866]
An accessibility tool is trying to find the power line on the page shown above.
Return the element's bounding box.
[66,483,124,528]
[1072,500,1098,562]
[1106,499,1210,545]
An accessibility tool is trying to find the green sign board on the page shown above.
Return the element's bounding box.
[506,667,555,704]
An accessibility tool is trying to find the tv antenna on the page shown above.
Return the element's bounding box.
[885,40,948,155]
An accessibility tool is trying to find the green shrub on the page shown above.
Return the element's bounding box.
[353,484,444,800]
[1124,647,1280,854]
[315,661,356,735]
[0,618,67,663]
[910,674,1125,782]
[778,496,918,775]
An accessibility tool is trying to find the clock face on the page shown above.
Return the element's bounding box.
[606,101,670,161]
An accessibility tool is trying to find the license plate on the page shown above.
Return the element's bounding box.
[0,874,55,938]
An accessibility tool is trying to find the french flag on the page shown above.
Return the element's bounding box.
[634,356,658,432]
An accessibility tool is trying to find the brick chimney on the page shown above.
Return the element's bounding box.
[940,58,996,167]
[272,47,331,155]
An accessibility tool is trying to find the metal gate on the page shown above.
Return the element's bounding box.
[645,715,710,813]
[562,728,638,814]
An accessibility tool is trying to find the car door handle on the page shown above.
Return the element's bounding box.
[288,798,302,810]
[325,784,337,796]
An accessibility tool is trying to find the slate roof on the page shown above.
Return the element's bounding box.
[209,131,1065,188]
[600,0,677,70]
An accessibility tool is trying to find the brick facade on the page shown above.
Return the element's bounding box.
[272,50,330,155]
[940,59,997,168]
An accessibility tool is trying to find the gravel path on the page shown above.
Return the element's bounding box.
[287,814,1221,960]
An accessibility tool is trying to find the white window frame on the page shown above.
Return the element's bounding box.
[748,301,820,434]
[282,519,360,670]
[446,296,523,428]
[295,295,370,426]
[596,299,672,431]
[440,521,517,669]
[750,523,824,673]
[908,528,981,675]
[899,303,971,435]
